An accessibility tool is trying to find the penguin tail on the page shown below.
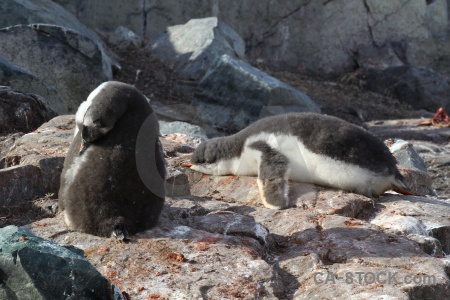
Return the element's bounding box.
[391,174,416,196]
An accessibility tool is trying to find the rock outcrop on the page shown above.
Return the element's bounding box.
[194,54,320,131]
[0,56,61,112]
[0,24,111,114]
[0,0,114,78]
[54,0,450,76]
[0,87,57,135]
[0,115,73,204]
[0,225,124,299]
[361,66,450,113]
[151,17,245,81]
[151,17,320,131]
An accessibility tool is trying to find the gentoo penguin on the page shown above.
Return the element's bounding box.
[191,113,411,209]
[58,81,166,239]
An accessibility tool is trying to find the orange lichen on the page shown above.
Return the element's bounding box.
[343,220,363,227]
[166,253,187,262]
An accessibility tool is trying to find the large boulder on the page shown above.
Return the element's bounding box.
[0,115,74,204]
[361,66,450,113]
[0,24,111,113]
[151,17,320,131]
[53,0,450,76]
[194,54,320,131]
[0,55,62,112]
[0,0,114,78]
[0,87,57,135]
[0,225,124,299]
[151,17,245,81]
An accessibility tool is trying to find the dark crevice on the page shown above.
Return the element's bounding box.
[362,0,377,47]
[142,0,147,38]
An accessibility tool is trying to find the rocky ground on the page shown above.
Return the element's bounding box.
[2,44,450,299]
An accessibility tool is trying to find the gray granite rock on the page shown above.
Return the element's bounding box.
[386,138,428,172]
[0,0,115,78]
[54,0,450,76]
[0,225,124,299]
[1,115,73,204]
[108,26,142,50]
[361,66,450,113]
[0,88,57,135]
[194,54,320,131]
[0,56,61,111]
[159,120,209,145]
[0,24,110,113]
[151,17,245,81]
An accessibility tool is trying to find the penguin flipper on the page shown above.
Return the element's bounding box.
[250,141,290,209]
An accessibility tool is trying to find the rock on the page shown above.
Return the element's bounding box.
[54,0,450,76]
[0,132,22,169]
[367,118,450,144]
[361,66,450,113]
[0,165,43,205]
[194,54,320,131]
[386,138,428,172]
[411,140,450,196]
[355,44,405,70]
[385,138,435,196]
[0,0,115,78]
[25,213,283,299]
[397,166,435,196]
[108,26,142,50]
[150,17,319,131]
[0,88,57,135]
[407,234,444,257]
[151,17,245,82]
[159,120,209,145]
[371,195,450,254]
[0,24,111,113]
[165,168,191,197]
[1,115,74,203]
[0,55,62,111]
[0,225,124,299]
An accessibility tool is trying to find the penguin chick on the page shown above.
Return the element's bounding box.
[191,113,411,209]
[59,81,166,238]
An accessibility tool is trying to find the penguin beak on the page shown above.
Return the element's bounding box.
[392,177,416,196]
[79,140,89,154]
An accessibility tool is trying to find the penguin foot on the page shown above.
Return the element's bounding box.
[257,178,289,209]
[250,140,290,209]
[111,226,129,241]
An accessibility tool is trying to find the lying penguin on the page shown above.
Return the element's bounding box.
[190,113,411,209]
[59,81,166,239]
